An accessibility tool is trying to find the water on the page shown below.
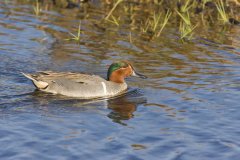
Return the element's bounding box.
[0,1,240,159]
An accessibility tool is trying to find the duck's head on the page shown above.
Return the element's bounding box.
[107,61,147,83]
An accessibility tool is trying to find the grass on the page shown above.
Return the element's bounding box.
[33,0,41,16]
[176,10,197,40]
[140,10,171,37]
[156,10,172,37]
[215,0,229,23]
[176,10,191,25]
[180,0,193,13]
[179,21,198,40]
[106,15,120,26]
[152,11,162,32]
[105,0,123,20]
[25,0,237,43]
[65,21,82,41]
[141,18,151,33]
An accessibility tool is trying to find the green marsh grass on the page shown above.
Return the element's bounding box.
[215,0,229,23]
[176,10,197,40]
[179,20,198,40]
[180,0,193,13]
[140,10,172,38]
[156,10,172,37]
[20,0,238,43]
[176,10,191,25]
[152,11,162,32]
[65,21,82,41]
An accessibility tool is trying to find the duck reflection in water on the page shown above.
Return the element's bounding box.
[107,89,147,125]
[28,88,147,125]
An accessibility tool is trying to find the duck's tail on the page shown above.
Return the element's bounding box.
[21,72,49,89]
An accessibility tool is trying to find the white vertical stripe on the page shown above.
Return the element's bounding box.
[101,82,107,95]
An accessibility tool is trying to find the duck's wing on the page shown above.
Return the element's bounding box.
[37,71,105,83]
[22,71,106,89]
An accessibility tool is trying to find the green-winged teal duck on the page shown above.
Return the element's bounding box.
[22,61,146,98]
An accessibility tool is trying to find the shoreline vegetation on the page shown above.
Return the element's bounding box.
[18,0,240,41]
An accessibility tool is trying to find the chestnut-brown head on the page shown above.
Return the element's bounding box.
[107,61,147,83]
